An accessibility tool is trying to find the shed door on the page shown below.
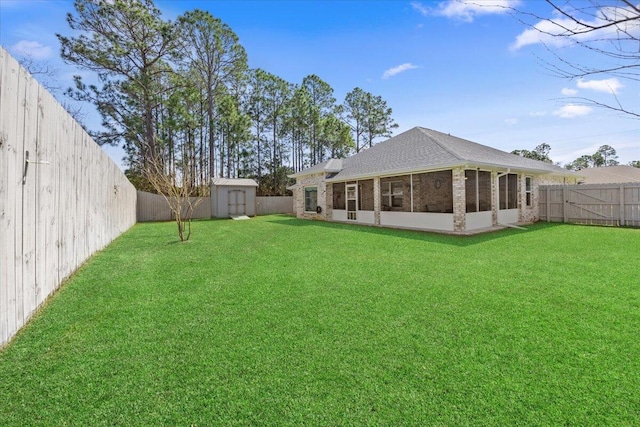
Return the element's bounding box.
[228,190,246,216]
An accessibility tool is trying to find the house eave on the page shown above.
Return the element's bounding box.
[288,170,323,179]
[324,161,575,182]
[469,161,578,176]
[325,162,466,182]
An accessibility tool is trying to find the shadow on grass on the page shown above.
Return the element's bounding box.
[264,215,566,247]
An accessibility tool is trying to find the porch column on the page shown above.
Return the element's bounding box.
[325,181,333,220]
[373,177,381,225]
[452,167,466,232]
[491,171,498,226]
[518,174,525,223]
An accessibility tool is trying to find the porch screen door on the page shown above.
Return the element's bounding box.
[346,184,357,220]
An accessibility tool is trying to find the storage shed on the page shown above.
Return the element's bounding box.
[210,178,259,218]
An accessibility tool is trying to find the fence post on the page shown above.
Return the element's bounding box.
[619,185,625,226]
[545,187,550,222]
[562,186,568,223]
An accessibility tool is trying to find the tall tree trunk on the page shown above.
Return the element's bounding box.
[226,131,232,179]
[256,119,262,183]
[272,124,277,195]
[219,129,225,178]
[208,91,215,181]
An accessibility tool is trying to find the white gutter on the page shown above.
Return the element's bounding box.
[324,162,572,183]
[325,162,467,182]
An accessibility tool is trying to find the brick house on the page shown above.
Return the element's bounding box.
[288,127,579,233]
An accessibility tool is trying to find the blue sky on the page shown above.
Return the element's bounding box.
[1,0,638,168]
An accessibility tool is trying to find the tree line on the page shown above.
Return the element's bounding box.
[512,143,639,171]
[56,0,397,196]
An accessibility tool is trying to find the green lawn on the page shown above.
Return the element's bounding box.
[1,216,639,426]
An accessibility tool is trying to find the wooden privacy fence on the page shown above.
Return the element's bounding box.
[256,196,293,215]
[0,47,137,347]
[539,184,640,227]
[136,191,211,222]
[137,191,292,221]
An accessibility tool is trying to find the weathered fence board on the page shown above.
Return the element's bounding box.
[0,48,7,345]
[0,46,137,348]
[256,196,293,215]
[136,191,211,222]
[624,186,640,227]
[21,68,39,325]
[136,192,293,221]
[0,47,20,346]
[540,184,640,227]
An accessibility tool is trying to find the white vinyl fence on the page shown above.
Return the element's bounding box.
[0,47,137,348]
[137,191,292,221]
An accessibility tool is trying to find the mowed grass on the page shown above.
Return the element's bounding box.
[1,216,639,426]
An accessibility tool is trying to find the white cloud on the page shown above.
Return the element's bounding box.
[434,0,520,23]
[529,111,547,117]
[553,104,592,118]
[504,118,518,125]
[511,20,572,50]
[511,3,640,50]
[561,87,578,96]
[577,78,624,95]
[382,63,419,79]
[11,40,52,59]
[410,1,429,17]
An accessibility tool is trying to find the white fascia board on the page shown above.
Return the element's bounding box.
[463,161,581,177]
[325,162,467,182]
[324,162,577,183]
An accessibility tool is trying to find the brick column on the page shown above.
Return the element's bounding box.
[518,174,525,223]
[452,167,466,232]
[325,182,333,220]
[373,177,381,225]
[491,171,498,226]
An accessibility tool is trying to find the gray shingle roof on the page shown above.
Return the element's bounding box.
[291,127,576,181]
[289,158,344,177]
[577,165,640,184]
[211,178,258,187]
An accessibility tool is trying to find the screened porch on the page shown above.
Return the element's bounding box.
[329,168,524,232]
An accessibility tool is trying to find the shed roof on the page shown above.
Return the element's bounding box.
[290,127,577,181]
[577,165,640,184]
[211,178,258,187]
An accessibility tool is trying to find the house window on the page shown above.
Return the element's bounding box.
[525,177,532,207]
[381,181,403,210]
[304,187,318,212]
